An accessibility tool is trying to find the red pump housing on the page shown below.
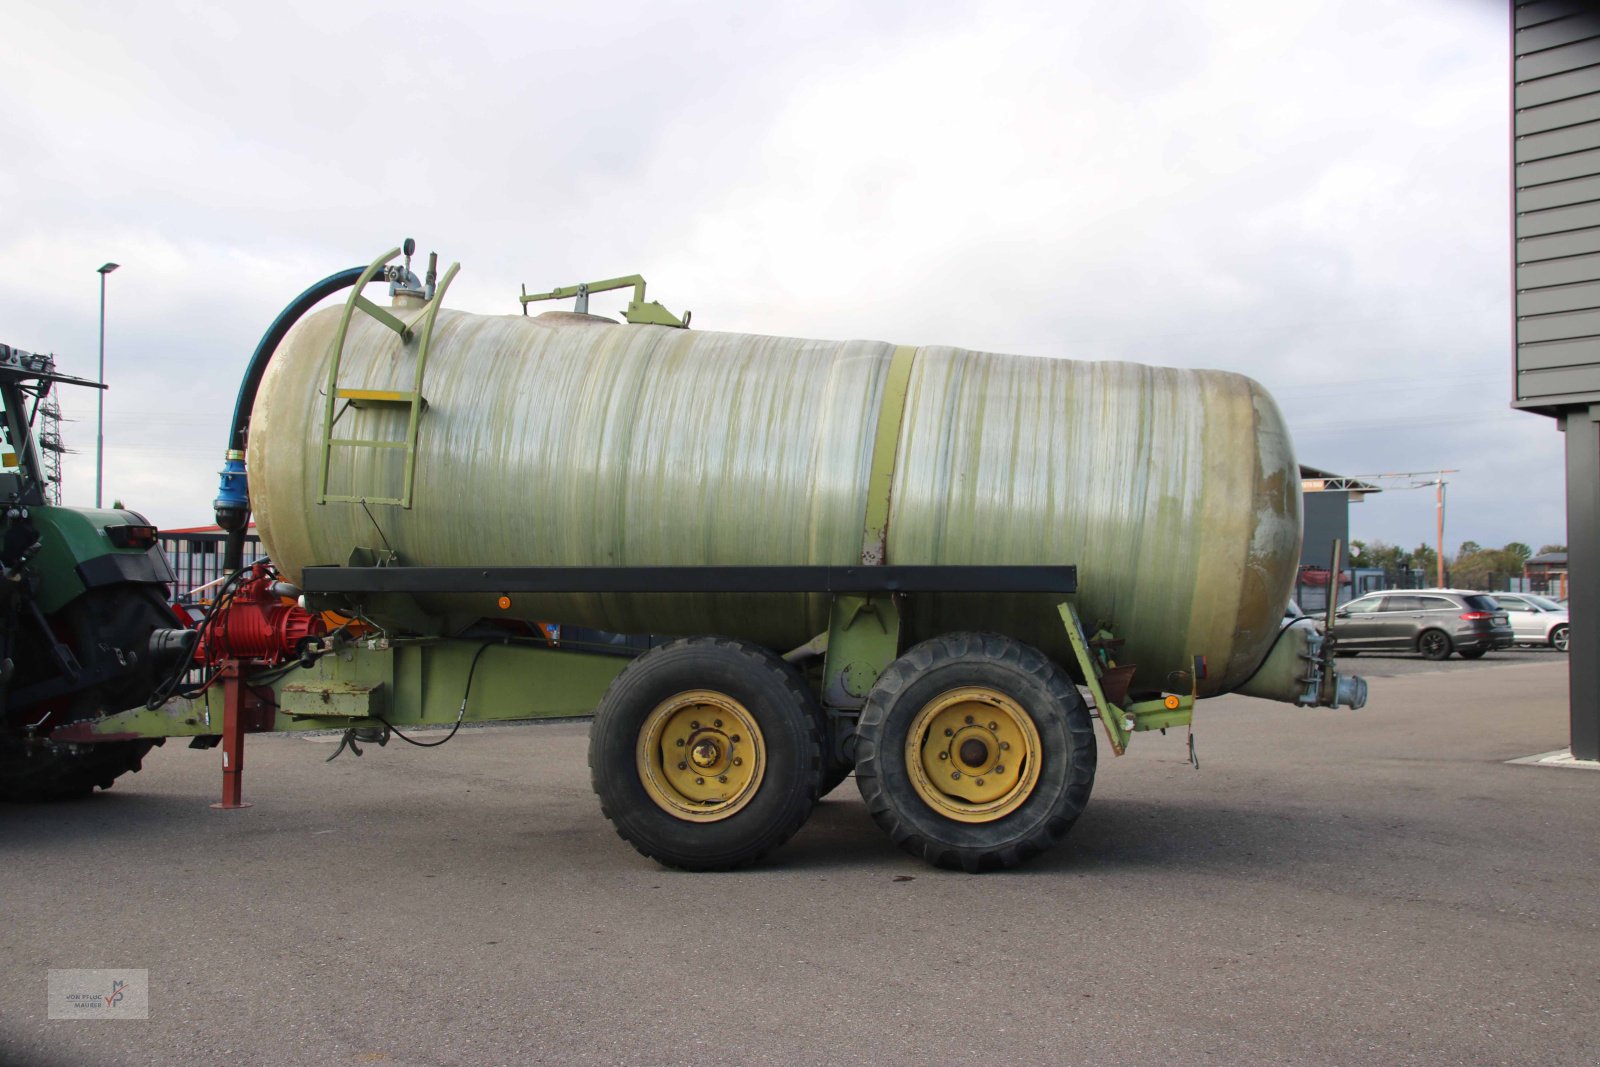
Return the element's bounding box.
[199,561,326,666]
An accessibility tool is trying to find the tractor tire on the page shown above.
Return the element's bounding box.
[589,636,823,871]
[0,738,158,802]
[854,632,1096,872]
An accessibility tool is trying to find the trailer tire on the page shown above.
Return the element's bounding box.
[0,738,158,802]
[589,636,822,871]
[855,632,1095,872]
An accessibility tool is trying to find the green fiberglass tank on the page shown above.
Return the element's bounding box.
[249,301,1301,699]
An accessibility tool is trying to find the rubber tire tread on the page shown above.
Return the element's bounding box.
[1418,629,1453,661]
[855,632,1096,873]
[0,739,157,802]
[589,636,822,871]
[1458,649,1487,660]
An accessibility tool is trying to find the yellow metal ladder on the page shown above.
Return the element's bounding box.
[316,246,459,508]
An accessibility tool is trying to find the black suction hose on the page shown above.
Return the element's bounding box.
[217,267,366,572]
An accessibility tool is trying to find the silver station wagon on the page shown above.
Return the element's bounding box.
[1489,593,1570,652]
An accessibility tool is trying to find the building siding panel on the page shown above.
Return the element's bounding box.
[1518,363,1600,398]
[1514,117,1600,162]
[1517,250,1600,287]
[1516,225,1600,261]
[1516,200,1600,237]
[1516,307,1600,342]
[1517,145,1600,187]
[1517,91,1600,135]
[1517,335,1600,370]
[1517,16,1600,55]
[1516,33,1600,80]
[1517,64,1600,109]
[1518,2,1597,31]
[1514,4,1600,411]
[1517,279,1600,315]
[1517,172,1600,210]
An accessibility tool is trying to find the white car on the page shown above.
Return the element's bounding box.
[1489,593,1570,652]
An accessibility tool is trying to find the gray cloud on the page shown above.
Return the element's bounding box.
[0,0,1555,555]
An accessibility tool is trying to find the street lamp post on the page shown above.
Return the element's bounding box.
[96,262,119,508]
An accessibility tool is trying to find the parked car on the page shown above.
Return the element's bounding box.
[1488,593,1569,652]
[1329,589,1513,660]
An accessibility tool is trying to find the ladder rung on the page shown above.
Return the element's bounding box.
[329,438,409,450]
[335,389,421,408]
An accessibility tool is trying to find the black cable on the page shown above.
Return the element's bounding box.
[376,641,496,748]
[145,564,252,709]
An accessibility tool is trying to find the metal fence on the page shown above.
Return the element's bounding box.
[158,531,264,606]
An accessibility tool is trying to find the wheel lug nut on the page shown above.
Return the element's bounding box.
[695,777,705,785]
[690,721,700,730]
[995,764,1005,774]
[999,741,1010,751]
[731,735,741,743]
[951,771,961,780]
[714,719,723,728]
[944,728,954,737]
[964,715,974,725]
[675,738,685,747]
[975,778,985,786]
[677,761,687,770]
[718,775,728,783]
[988,721,998,731]
[733,757,743,766]
[938,751,948,760]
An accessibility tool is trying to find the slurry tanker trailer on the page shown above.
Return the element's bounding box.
[15,241,1366,872]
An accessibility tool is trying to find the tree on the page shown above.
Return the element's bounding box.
[1503,542,1532,565]
[1351,540,1410,574]
[1457,540,1482,559]
[1538,544,1567,555]
[1412,542,1439,583]
[1452,546,1524,591]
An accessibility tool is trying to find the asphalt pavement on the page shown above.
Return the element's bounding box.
[1,653,1595,1066]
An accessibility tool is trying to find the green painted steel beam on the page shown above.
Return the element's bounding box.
[821,594,902,709]
[1059,601,1130,755]
[59,639,630,741]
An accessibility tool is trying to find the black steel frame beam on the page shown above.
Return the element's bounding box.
[300,564,1077,596]
[1563,406,1599,761]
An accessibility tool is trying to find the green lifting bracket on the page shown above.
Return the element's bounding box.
[318,245,461,508]
[520,274,689,328]
[1058,602,1194,757]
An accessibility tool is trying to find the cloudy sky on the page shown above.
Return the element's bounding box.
[2,0,1550,557]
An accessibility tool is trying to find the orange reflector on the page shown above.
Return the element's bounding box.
[497,596,512,610]
[1164,694,1181,710]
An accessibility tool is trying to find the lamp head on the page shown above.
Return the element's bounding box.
[98,262,119,275]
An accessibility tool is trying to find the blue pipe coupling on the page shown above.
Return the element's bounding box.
[214,449,249,512]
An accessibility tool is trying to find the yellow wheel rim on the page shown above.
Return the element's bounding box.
[637,690,766,823]
[905,687,1042,823]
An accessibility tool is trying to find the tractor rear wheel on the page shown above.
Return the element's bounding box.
[855,632,1095,872]
[0,738,158,802]
[589,637,823,870]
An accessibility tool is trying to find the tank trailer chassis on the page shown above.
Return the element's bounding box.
[58,562,1200,805]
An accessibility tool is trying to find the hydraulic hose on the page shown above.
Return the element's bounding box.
[217,267,366,572]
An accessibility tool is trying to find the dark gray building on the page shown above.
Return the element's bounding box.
[1513,1,1600,760]
[1299,465,1380,569]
